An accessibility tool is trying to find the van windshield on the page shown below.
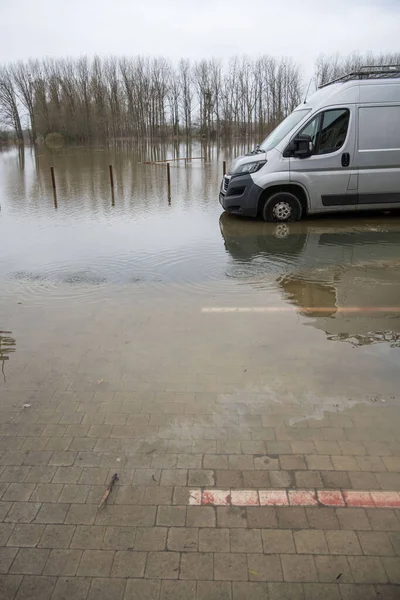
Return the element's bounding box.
[259,108,311,152]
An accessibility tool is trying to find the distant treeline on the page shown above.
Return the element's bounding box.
[0,52,399,144]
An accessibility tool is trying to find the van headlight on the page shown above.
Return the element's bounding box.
[234,160,267,174]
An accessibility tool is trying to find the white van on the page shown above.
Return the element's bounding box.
[219,66,400,221]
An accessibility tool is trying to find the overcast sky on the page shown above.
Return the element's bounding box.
[1,0,399,77]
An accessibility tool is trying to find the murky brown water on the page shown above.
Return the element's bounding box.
[1,142,400,409]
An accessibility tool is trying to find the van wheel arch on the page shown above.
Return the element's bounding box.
[258,185,308,221]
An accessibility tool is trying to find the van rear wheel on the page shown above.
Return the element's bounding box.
[262,192,302,222]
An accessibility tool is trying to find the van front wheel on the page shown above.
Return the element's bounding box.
[262,192,302,222]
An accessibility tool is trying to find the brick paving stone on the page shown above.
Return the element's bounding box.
[246,507,277,529]
[15,575,56,600]
[262,530,295,554]
[217,507,247,528]
[144,486,173,505]
[38,525,75,549]
[242,471,270,487]
[216,471,243,488]
[204,455,229,469]
[315,555,353,583]
[268,582,305,600]
[321,471,351,489]
[0,524,14,546]
[232,582,268,600]
[306,508,339,530]
[26,467,57,484]
[294,471,323,488]
[214,553,248,581]
[188,469,215,486]
[276,508,308,530]
[281,555,317,583]
[58,484,90,503]
[280,455,307,470]
[0,574,22,600]
[102,526,136,550]
[77,549,115,577]
[336,508,371,530]
[53,467,82,484]
[229,529,262,553]
[157,506,186,527]
[305,455,334,470]
[30,483,63,503]
[180,552,213,580]
[88,578,126,600]
[51,576,91,600]
[7,524,45,547]
[6,502,41,523]
[294,530,328,554]
[373,585,399,600]
[167,527,198,551]
[35,503,69,524]
[116,486,145,504]
[366,509,400,532]
[160,580,196,600]
[199,528,230,552]
[134,527,167,551]
[247,553,283,581]
[0,547,18,573]
[376,472,400,490]
[160,469,187,486]
[197,581,232,600]
[43,549,82,576]
[70,525,106,549]
[326,530,362,555]
[348,556,388,583]
[3,483,35,502]
[382,557,400,584]
[186,506,216,527]
[177,454,202,469]
[111,551,147,577]
[124,579,161,600]
[304,583,342,600]
[10,548,49,575]
[65,504,98,525]
[0,466,30,482]
[145,551,180,579]
[348,472,380,489]
[357,531,396,556]
[388,532,400,555]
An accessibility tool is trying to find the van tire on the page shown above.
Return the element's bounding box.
[262,192,302,222]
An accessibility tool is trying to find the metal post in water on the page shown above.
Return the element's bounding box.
[223,161,226,176]
[167,162,171,198]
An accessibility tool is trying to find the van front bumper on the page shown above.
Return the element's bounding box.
[219,173,263,218]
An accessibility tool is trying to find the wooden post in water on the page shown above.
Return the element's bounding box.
[223,161,226,176]
[109,165,114,190]
[50,166,56,190]
[50,167,57,208]
[167,162,171,199]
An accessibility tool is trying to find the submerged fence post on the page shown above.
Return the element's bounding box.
[167,162,171,199]
[223,161,226,176]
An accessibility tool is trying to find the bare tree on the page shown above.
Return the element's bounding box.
[0,66,23,141]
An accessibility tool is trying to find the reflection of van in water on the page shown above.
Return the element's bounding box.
[219,66,400,222]
[219,213,400,345]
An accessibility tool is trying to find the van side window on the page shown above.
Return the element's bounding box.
[317,109,349,154]
[296,108,350,156]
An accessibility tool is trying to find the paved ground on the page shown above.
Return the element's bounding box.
[1,385,399,600]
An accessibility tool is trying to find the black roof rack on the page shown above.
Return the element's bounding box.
[319,65,400,88]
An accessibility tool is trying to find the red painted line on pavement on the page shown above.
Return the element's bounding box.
[289,490,318,506]
[317,490,345,507]
[190,489,400,508]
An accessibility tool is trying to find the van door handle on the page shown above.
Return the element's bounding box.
[341,153,350,167]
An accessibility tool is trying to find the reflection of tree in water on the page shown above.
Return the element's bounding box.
[326,331,400,348]
[0,331,16,382]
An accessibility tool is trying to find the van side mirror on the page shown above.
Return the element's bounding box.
[284,134,313,159]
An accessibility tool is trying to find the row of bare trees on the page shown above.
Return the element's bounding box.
[1,52,399,143]
[0,55,301,143]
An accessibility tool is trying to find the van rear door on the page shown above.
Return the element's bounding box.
[289,108,358,212]
[357,103,400,209]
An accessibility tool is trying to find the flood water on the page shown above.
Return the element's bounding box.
[1,142,400,415]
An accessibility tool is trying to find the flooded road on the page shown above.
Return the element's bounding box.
[1,143,400,410]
